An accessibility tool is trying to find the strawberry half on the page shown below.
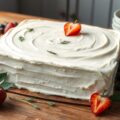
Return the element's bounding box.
[0,87,7,105]
[64,22,81,36]
[90,92,111,116]
[4,22,16,33]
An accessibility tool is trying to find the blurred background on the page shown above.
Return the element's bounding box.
[0,0,119,28]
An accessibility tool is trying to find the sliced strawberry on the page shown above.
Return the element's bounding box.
[64,22,81,36]
[90,92,111,116]
[0,87,7,105]
[4,22,16,33]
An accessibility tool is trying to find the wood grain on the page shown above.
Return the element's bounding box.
[8,89,89,106]
[0,11,60,23]
[0,92,119,120]
[0,11,119,120]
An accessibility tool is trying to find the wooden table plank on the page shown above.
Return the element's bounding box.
[0,11,59,23]
[8,89,89,106]
[0,93,119,120]
[0,11,119,120]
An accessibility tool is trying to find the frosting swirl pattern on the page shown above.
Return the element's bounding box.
[1,20,120,69]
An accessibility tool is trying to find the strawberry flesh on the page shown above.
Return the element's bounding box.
[64,22,81,36]
[0,87,7,105]
[90,92,111,115]
[4,22,16,33]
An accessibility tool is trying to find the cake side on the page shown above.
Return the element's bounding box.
[0,55,107,100]
[0,20,119,100]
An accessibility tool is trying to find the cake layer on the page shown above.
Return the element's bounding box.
[0,55,108,99]
[0,56,114,99]
[0,20,119,100]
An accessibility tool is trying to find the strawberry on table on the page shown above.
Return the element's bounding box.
[4,22,17,33]
[90,92,111,116]
[64,21,81,36]
[0,87,7,105]
[0,24,5,34]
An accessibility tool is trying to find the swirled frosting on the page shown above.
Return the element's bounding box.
[0,20,119,100]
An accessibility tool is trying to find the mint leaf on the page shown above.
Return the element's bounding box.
[47,50,57,55]
[27,28,34,32]
[47,101,56,107]
[9,97,40,110]
[19,36,25,42]
[25,97,34,102]
[0,73,7,82]
[32,104,40,110]
[1,82,14,90]
[60,41,70,44]
[0,73,14,90]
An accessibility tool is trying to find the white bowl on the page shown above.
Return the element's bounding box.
[113,9,120,24]
[112,18,120,26]
[112,19,120,28]
[112,23,120,31]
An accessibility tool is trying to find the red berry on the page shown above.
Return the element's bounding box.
[64,22,81,36]
[90,92,111,116]
[0,24,5,35]
[0,87,7,105]
[4,22,16,33]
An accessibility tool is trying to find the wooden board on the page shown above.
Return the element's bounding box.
[1,92,119,120]
[0,11,61,23]
[8,89,89,106]
[0,11,120,120]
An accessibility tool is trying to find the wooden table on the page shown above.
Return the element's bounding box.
[0,11,120,120]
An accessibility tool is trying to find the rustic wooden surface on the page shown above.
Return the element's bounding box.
[8,89,89,106]
[0,11,120,120]
[0,92,119,120]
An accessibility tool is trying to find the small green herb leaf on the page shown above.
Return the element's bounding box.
[60,41,70,44]
[0,73,14,90]
[9,97,40,110]
[1,82,14,90]
[32,104,40,110]
[47,50,57,55]
[0,73,7,82]
[27,28,34,32]
[19,36,25,42]
[25,97,35,102]
[47,101,56,107]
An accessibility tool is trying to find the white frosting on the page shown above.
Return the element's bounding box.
[0,20,120,100]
